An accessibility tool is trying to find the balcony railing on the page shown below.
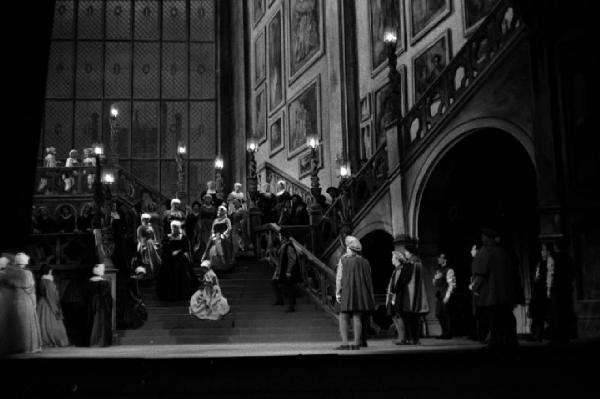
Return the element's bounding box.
[400,0,524,160]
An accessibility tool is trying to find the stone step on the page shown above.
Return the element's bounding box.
[119,326,337,337]
[118,334,340,345]
[129,319,336,330]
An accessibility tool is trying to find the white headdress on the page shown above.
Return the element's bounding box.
[141,213,151,221]
[171,198,181,205]
[200,260,211,268]
[170,220,182,228]
[15,252,30,266]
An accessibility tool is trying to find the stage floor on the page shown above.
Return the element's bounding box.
[6,336,542,359]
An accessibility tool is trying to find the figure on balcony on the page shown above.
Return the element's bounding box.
[77,203,94,233]
[227,183,247,214]
[61,172,75,193]
[44,146,57,167]
[0,252,42,355]
[65,149,80,167]
[36,206,58,234]
[86,263,113,347]
[37,264,69,348]
[229,198,248,255]
[157,221,198,301]
[189,260,230,320]
[274,180,292,225]
[57,205,76,233]
[201,180,222,208]
[162,198,185,236]
[195,194,217,255]
[136,213,161,279]
[82,148,96,167]
[203,205,234,273]
[258,183,276,223]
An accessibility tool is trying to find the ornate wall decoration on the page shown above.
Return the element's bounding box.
[254,85,267,144]
[286,76,321,159]
[267,6,285,114]
[412,29,451,101]
[462,0,499,35]
[254,28,267,88]
[286,0,324,83]
[269,109,285,157]
[369,0,406,76]
[408,0,451,44]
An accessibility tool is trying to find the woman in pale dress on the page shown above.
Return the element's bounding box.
[203,205,234,273]
[0,252,42,355]
[37,264,69,347]
[189,260,230,320]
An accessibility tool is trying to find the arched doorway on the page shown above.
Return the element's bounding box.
[417,129,538,336]
[360,230,394,295]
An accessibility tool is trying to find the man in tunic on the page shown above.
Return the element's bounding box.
[335,235,375,350]
[271,229,301,313]
[471,227,523,355]
[433,252,456,339]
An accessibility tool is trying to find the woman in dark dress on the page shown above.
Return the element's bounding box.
[185,201,202,264]
[87,263,113,347]
[274,181,292,225]
[196,194,217,255]
[57,205,76,233]
[157,220,198,300]
[203,206,234,273]
[528,243,550,341]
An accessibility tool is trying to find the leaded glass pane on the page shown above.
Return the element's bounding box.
[160,102,188,158]
[103,101,131,158]
[44,101,74,161]
[132,101,159,158]
[189,101,215,159]
[133,42,160,98]
[106,0,132,40]
[190,0,215,42]
[46,42,75,98]
[76,41,103,98]
[77,0,104,39]
[105,42,132,98]
[74,101,102,151]
[53,0,75,39]
[163,0,187,41]
[189,43,215,99]
[134,0,160,40]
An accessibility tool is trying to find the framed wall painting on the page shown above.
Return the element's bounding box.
[408,0,451,45]
[269,109,285,157]
[412,30,451,102]
[298,146,322,179]
[360,93,372,122]
[287,76,321,159]
[374,65,406,149]
[286,0,325,84]
[462,0,499,36]
[254,28,266,88]
[359,121,374,162]
[369,0,406,76]
[253,0,266,27]
[254,85,267,144]
[267,6,285,114]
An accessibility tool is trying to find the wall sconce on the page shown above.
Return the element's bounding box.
[101,169,116,185]
[246,136,259,153]
[177,145,187,155]
[306,134,320,150]
[340,163,351,179]
[110,106,119,118]
[214,155,224,170]
[93,143,104,156]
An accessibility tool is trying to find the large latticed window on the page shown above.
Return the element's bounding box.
[42,0,219,201]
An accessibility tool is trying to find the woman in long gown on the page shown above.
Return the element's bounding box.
[136,213,161,279]
[189,260,230,320]
[0,252,42,355]
[203,205,234,273]
[156,220,199,300]
[185,201,202,265]
[196,194,217,255]
[87,264,113,347]
[37,264,69,347]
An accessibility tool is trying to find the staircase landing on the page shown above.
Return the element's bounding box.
[117,259,339,345]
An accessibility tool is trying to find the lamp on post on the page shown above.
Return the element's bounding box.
[176,143,186,203]
[383,22,402,125]
[92,144,105,229]
[214,154,224,201]
[246,136,259,203]
[108,105,119,167]
[306,133,321,202]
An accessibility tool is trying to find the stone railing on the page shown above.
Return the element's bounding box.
[34,166,97,196]
[347,143,388,219]
[254,223,337,317]
[399,0,524,161]
[259,162,313,206]
[317,186,353,256]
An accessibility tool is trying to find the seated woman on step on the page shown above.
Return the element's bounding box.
[189,260,230,320]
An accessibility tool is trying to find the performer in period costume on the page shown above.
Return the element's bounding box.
[136,213,161,279]
[258,183,277,223]
[185,201,202,264]
[227,182,248,214]
[0,253,43,355]
[227,183,249,253]
[528,242,550,341]
[162,198,185,237]
[65,149,80,167]
[44,146,57,167]
[157,220,198,300]
[546,238,576,345]
[399,245,430,345]
[335,236,375,350]
[86,263,113,347]
[271,229,302,313]
[57,205,76,233]
[195,194,217,255]
[200,180,222,208]
[36,264,69,347]
[386,251,407,345]
[432,253,456,339]
[189,260,230,320]
[274,180,292,225]
[203,206,234,273]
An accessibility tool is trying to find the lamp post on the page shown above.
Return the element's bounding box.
[92,144,105,229]
[383,25,402,125]
[246,136,259,204]
[176,144,186,203]
[108,105,119,166]
[338,159,353,236]
[214,154,224,202]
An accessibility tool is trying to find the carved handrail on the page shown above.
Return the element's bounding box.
[347,142,388,219]
[259,161,313,206]
[400,0,523,160]
[116,167,170,210]
[254,223,337,316]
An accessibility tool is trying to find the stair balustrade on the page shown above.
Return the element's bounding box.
[260,162,313,206]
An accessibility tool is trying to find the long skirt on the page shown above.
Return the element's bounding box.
[189,286,230,320]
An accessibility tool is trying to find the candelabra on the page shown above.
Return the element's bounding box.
[176,144,186,202]
[246,137,259,204]
[383,26,402,124]
[92,145,105,229]
[214,155,224,201]
[108,105,119,167]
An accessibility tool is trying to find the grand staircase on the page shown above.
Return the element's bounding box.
[117,258,339,345]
